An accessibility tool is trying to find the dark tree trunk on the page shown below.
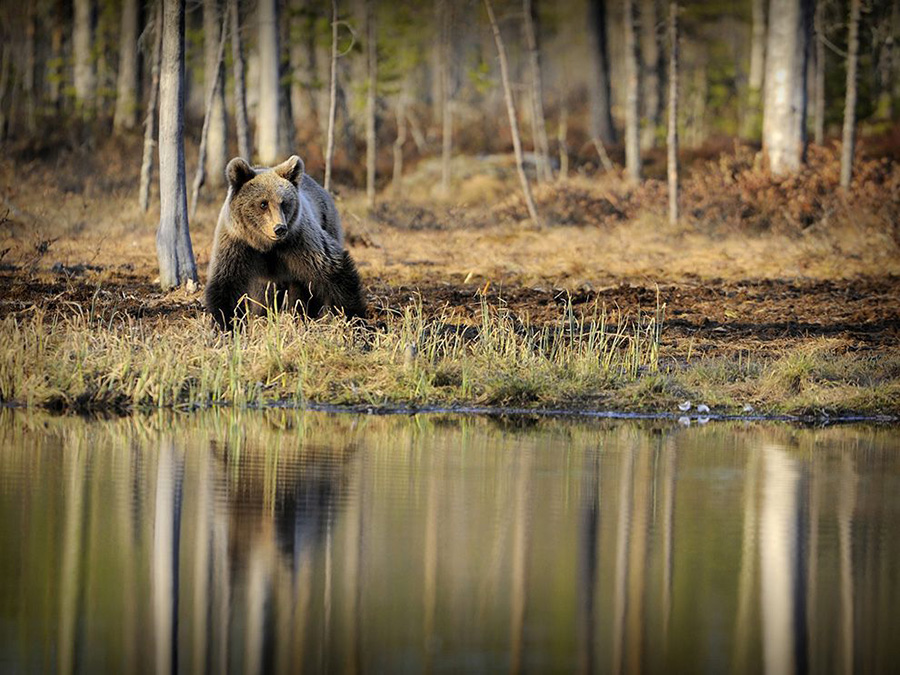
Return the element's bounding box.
[587,0,616,145]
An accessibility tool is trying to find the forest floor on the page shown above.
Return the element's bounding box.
[1,133,898,418]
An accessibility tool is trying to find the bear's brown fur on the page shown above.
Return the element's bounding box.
[205,155,366,329]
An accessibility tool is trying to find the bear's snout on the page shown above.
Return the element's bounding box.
[274,223,288,239]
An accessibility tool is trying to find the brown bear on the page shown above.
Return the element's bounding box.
[205,155,366,329]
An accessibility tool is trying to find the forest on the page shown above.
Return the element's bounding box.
[0,0,898,416]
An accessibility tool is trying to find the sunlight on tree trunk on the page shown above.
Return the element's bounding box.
[140,3,164,213]
[762,0,811,176]
[484,0,541,226]
[667,2,679,225]
[256,0,280,165]
[156,0,198,290]
[113,0,140,133]
[440,0,453,196]
[230,0,251,161]
[840,0,861,188]
[392,87,408,196]
[73,0,96,115]
[624,0,642,181]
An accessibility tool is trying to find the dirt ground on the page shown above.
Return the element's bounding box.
[1,136,898,376]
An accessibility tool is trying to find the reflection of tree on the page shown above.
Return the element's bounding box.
[152,439,184,675]
[509,449,532,674]
[733,448,761,674]
[838,453,858,675]
[577,453,601,675]
[760,446,807,675]
[59,447,89,675]
[612,444,634,675]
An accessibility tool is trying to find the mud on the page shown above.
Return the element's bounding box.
[3,264,897,361]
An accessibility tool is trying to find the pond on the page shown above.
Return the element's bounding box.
[0,410,898,673]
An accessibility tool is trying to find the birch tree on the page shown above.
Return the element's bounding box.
[73,0,96,113]
[324,0,339,191]
[439,0,453,195]
[484,0,540,225]
[840,0,861,188]
[157,0,198,290]
[256,0,280,165]
[113,0,140,132]
[762,0,812,175]
[587,0,615,145]
[624,0,642,181]
[140,2,164,213]
[204,0,228,186]
[813,0,825,144]
[640,0,664,150]
[230,0,252,160]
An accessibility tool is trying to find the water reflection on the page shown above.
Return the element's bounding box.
[0,411,898,673]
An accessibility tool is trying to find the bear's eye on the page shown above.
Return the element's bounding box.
[259,200,268,210]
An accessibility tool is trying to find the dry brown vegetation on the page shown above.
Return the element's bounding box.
[0,134,898,417]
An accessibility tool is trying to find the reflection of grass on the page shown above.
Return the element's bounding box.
[1,300,897,416]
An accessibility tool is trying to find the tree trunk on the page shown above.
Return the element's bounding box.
[557,101,568,181]
[524,0,552,182]
[157,0,198,290]
[440,0,453,196]
[667,2,679,225]
[0,44,11,142]
[49,0,65,109]
[624,0,642,181]
[392,87,407,195]
[587,0,616,145]
[840,0,861,188]
[365,0,377,208]
[140,3,164,213]
[191,9,229,218]
[204,0,228,186]
[278,14,296,156]
[114,0,140,132]
[763,0,811,175]
[256,0,280,164]
[23,5,36,133]
[640,0,664,149]
[742,0,766,140]
[73,0,96,113]
[229,0,252,161]
[484,0,540,226]
[813,0,825,145]
[324,0,339,191]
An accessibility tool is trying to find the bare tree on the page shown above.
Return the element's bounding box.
[256,0,280,164]
[73,0,96,114]
[640,0,664,149]
[190,9,229,218]
[484,0,540,225]
[439,0,453,195]
[204,0,228,186]
[840,0,861,188]
[140,2,164,213]
[813,0,825,144]
[524,0,552,182]
[229,0,251,161]
[624,0,642,181]
[392,86,408,195]
[587,0,616,145]
[742,0,766,140]
[157,0,198,290]
[762,0,812,175]
[365,0,377,208]
[667,2,679,225]
[324,0,339,191]
[114,0,140,132]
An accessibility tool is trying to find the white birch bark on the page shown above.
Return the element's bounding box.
[667,2,679,225]
[365,0,377,208]
[204,0,228,186]
[230,0,252,161]
[624,0,642,181]
[256,0,280,165]
[840,0,861,188]
[73,0,96,112]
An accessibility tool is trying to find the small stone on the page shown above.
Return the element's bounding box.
[697,404,710,414]
[678,400,692,412]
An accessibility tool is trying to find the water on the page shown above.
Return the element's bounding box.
[0,410,898,674]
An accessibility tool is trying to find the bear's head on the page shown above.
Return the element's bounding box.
[226,155,305,251]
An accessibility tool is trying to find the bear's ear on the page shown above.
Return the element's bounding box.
[274,155,305,186]
[226,157,255,192]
